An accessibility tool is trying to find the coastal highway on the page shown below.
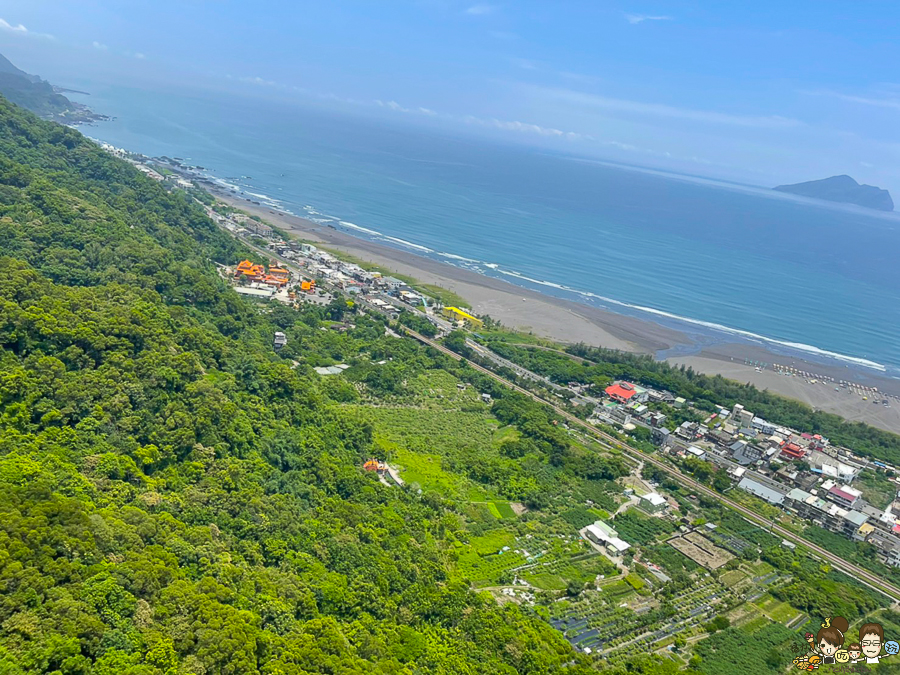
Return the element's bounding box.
[402,328,900,605]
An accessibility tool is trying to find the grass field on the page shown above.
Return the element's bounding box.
[749,561,775,576]
[720,570,747,587]
[476,328,551,345]
[470,529,517,555]
[457,549,526,585]
[753,594,803,625]
[407,370,482,405]
[624,573,645,590]
[492,425,520,446]
[353,403,501,500]
[523,554,618,590]
[856,470,897,510]
[416,283,471,309]
[523,571,569,590]
[392,447,493,501]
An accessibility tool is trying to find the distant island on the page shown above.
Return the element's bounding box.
[0,52,105,124]
[774,175,894,212]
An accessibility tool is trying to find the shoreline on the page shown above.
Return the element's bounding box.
[213,189,686,353]
[212,188,900,434]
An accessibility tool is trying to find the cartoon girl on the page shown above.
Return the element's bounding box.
[816,616,849,665]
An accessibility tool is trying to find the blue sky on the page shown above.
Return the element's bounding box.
[4,1,900,190]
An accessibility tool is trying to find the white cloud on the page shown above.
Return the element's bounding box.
[238,75,278,87]
[802,89,900,112]
[472,117,574,138]
[303,91,721,167]
[134,52,146,60]
[529,86,801,128]
[92,41,109,51]
[374,100,435,116]
[0,17,54,39]
[380,100,409,112]
[465,4,496,16]
[0,18,27,33]
[376,97,595,143]
[625,14,673,24]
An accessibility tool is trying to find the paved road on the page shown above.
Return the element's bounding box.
[201,205,900,604]
[404,328,900,604]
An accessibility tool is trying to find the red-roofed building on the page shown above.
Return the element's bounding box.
[780,442,806,461]
[605,382,637,404]
[827,484,861,509]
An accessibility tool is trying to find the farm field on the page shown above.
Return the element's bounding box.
[335,360,885,671]
[753,594,805,625]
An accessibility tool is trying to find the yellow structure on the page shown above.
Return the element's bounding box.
[441,306,483,329]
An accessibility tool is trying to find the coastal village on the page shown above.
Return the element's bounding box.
[96,142,900,665]
[112,143,900,574]
[591,379,900,571]
[208,175,900,602]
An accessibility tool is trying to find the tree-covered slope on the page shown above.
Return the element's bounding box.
[0,54,96,122]
[0,97,602,674]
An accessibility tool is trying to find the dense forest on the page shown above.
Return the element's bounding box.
[0,97,625,674]
[2,89,892,674]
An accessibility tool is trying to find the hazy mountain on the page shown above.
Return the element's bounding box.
[0,52,102,123]
[0,53,41,83]
[774,175,894,212]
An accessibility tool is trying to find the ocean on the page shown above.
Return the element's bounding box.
[70,84,900,376]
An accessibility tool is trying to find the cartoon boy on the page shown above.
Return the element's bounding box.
[846,643,862,663]
[859,622,895,663]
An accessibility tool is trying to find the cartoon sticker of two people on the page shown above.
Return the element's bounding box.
[799,617,899,667]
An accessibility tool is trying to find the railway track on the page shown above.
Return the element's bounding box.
[404,328,900,604]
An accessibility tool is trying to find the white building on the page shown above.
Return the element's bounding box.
[584,521,631,554]
[639,492,668,513]
[687,446,707,460]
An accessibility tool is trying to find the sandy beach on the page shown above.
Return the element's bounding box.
[217,191,900,434]
[668,345,900,434]
[216,192,685,353]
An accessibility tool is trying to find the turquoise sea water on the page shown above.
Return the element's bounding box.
[71,84,900,375]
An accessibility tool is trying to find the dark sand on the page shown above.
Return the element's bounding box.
[219,191,900,434]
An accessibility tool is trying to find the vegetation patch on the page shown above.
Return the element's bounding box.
[491,500,517,519]
[457,549,526,586]
[624,573,645,590]
[612,510,676,545]
[693,623,794,675]
[470,529,516,555]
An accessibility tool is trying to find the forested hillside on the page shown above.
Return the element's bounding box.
[0,53,96,123]
[0,98,616,673]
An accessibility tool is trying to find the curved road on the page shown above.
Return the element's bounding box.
[404,328,900,604]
